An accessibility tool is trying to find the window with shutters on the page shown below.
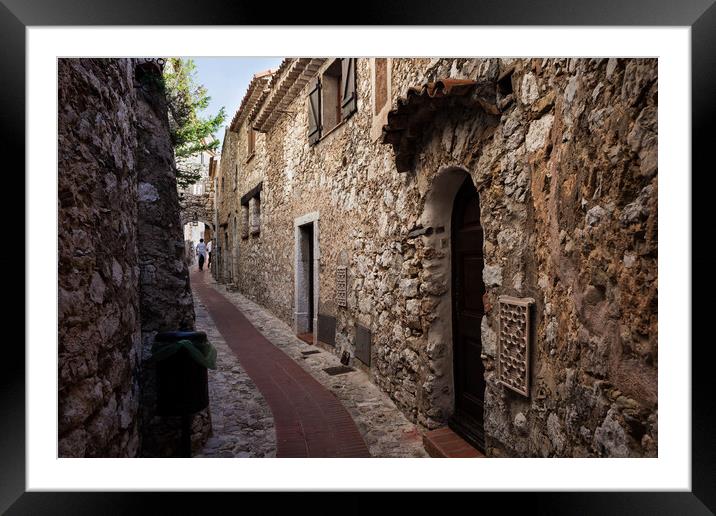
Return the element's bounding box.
[308,58,357,144]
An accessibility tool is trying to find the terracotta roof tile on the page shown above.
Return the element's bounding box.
[229,69,276,132]
[253,58,326,133]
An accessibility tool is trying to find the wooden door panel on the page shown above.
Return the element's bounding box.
[449,176,486,452]
[461,259,485,313]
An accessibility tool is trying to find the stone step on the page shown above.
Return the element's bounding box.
[423,427,485,458]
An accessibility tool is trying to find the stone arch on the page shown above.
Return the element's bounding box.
[182,219,215,245]
[418,165,483,428]
[179,192,215,231]
[180,211,214,231]
[387,85,503,433]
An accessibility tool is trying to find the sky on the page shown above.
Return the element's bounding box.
[189,57,284,148]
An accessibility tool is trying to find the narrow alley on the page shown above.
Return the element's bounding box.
[57,57,659,462]
[191,267,427,458]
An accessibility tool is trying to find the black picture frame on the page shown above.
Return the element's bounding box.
[4,0,711,512]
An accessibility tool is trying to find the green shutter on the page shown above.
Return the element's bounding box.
[341,58,357,119]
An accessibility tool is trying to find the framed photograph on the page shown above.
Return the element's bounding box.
[6,0,711,512]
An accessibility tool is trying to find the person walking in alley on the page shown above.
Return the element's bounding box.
[196,238,207,271]
[206,239,213,268]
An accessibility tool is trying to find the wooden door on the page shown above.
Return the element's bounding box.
[449,176,487,451]
[306,223,314,333]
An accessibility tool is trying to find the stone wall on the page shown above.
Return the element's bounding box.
[180,192,215,229]
[58,58,204,457]
[58,58,142,457]
[218,57,658,457]
[135,72,196,337]
[134,65,208,457]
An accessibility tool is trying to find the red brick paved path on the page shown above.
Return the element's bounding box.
[192,271,371,457]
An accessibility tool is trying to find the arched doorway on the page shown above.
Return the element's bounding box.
[448,175,486,452]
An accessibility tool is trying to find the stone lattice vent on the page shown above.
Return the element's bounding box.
[497,296,534,397]
[336,266,347,307]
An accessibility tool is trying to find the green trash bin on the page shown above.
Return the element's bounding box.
[150,330,216,457]
[151,330,216,417]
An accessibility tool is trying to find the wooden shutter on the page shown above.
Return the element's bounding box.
[307,77,322,144]
[341,58,357,119]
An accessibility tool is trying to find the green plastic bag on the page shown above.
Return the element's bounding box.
[150,338,217,370]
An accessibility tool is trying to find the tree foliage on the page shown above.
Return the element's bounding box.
[163,58,226,189]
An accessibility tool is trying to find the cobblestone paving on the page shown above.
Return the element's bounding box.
[193,291,277,458]
[206,278,429,458]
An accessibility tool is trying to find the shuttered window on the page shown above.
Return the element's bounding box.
[308,58,358,145]
[307,78,322,144]
[341,58,357,119]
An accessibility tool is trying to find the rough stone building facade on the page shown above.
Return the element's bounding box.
[58,58,200,457]
[214,57,658,457]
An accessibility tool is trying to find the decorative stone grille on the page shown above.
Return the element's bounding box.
[336,266,347,307]
[497,296,534,397]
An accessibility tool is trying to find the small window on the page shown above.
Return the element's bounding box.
[241,182,262,237]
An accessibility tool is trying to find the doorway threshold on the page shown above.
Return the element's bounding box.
[423,427,486,458]
[297,332,314,345]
